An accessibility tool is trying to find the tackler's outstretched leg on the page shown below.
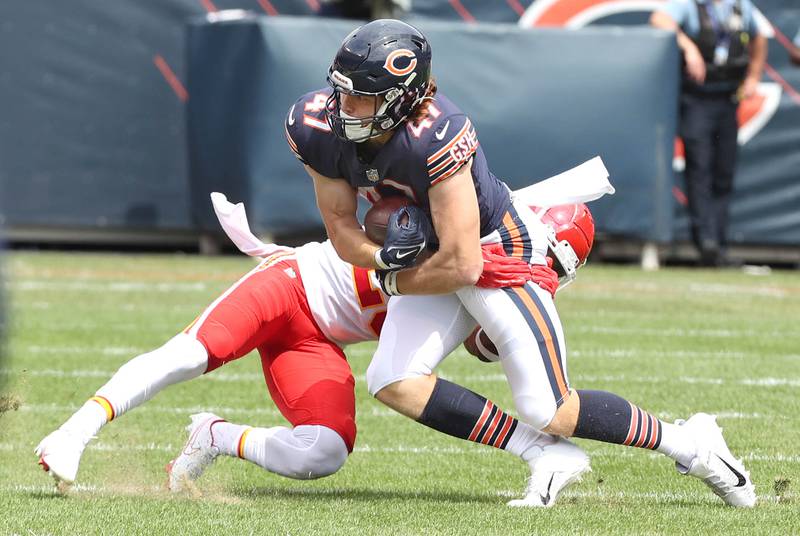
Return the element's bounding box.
[36,253,301,488]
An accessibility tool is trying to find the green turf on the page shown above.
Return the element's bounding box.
[1,251,798,535]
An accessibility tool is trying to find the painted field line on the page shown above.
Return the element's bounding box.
[9,281,208,292]
[16,403,402,419]
[573,325,799,340]
[10,346,796,364]
[687,282,791,298]
[14,301,201,312]
[6,368,800,389]
[4,441,797,463]
[14,345,146,356]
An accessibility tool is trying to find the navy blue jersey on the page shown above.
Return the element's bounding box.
[285,88,511,238]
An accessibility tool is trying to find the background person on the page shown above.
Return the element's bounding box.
[651,0,767,266]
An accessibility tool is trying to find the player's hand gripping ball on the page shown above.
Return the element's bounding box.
[368,198,432,271]
[364,196,414,245]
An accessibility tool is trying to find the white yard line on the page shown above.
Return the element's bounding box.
[6,367,800,389]
[9,281,208,292]
[16,403,404,419]
[572,325,799,340]
[13,345,146,356]
[5,440,798,463]
[16,345,795,361]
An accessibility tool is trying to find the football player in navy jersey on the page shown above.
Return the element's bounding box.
[287,19,756,507]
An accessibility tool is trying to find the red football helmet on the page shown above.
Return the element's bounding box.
[530,203,595,285]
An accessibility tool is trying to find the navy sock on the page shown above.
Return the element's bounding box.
[574,390,662,449]
[418,378,517,449]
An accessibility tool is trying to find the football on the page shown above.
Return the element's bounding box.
[363,196,414,245]
[463,327,500,363]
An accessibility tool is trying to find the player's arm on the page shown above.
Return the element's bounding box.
[742,32,767,98]
[650,9,706,83]
[392,159,483,295]
[308,165,382,269]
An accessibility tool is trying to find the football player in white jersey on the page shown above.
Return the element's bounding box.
[35,203,589,506]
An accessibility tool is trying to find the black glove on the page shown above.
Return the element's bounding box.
[374,206,432,270]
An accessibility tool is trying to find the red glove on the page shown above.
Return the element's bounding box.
[476,243,533,288]
[531,257,559,298]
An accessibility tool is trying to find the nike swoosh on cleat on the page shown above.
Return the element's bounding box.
[434,120,450,141]
[717,455,747,487]
[540,474,554,505]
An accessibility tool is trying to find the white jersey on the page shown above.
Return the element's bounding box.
[295,240,387,347]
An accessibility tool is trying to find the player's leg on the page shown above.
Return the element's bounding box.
[37,253,297,486]
[711,98,738,258]
[367,294,589,507]
[35,332,208,487]
[680,92,719,264]
[458,281,755,507]
[169,314,354,489]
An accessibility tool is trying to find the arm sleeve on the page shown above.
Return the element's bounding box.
[425,114,479,187]
[656,0,690,27]
[745,2,762,36]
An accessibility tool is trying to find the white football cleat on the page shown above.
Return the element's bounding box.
[167,412,224,492]
[676,413,756,507]
[508,437,591,508]
[34,428,91,487]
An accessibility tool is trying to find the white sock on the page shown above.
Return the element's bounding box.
[656,421,697,467]
[56,334,207,441]
[209,421,253,457]
[60,399,108,439]
[503,421,557,462]
[95,334,207,418]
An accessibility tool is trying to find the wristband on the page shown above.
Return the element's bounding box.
[374,248,390,270]
[379,270,402,296]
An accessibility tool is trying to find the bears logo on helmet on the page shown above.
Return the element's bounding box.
[325,19,432,143]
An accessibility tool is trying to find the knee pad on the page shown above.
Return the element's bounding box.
[274,425,348,479]
[303,426,348,478]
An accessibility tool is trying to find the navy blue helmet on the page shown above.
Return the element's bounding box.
[326,19,432,142]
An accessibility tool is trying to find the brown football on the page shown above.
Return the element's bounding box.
[364,196,414,245]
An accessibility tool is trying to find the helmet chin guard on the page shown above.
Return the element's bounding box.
[545,227,581,287]
[532,203,596,287]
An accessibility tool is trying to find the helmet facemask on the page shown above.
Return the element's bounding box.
[326,69,428,143]
[545,226,581,288]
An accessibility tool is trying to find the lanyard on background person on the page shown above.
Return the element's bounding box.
[703,0,740,65]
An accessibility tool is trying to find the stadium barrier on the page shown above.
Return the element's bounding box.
[187,16,680,241]
[1,1,797,251]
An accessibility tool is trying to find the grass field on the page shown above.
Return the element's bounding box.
[1,251,799,535]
